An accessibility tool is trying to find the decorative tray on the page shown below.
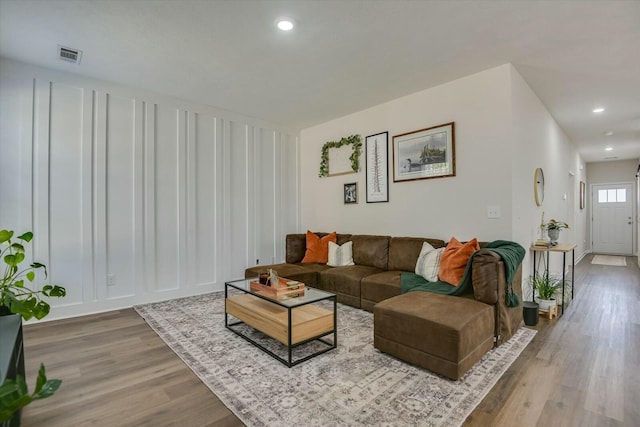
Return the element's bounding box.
[249,278,305,300]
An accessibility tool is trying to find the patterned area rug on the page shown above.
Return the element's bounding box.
[591,255,627,266]
[134,292,535,427]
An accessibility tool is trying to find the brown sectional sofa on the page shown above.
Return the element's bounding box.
[244,232,524,380]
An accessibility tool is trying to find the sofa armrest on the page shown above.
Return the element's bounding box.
[471,249,524,346]
[471,250,502,304]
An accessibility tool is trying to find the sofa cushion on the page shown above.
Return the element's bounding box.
[319,265,383,308]
[361,271,402,308]
[351,235,390,270]
[388,237,446,272]
[439,237,480,286]
[415,243,445,282]
[327,241,355,267]
[302,231,336,263]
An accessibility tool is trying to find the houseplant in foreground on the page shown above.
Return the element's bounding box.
[0,364,61,422]
[0,229,66,422]
[0,229,66,319]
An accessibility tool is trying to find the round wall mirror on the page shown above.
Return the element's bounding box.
[534,168,545,206]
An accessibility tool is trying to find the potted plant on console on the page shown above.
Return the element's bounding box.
[545,219,569,245]
[0,229,66,424]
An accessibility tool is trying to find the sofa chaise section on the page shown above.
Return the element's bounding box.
[374,291,495,380]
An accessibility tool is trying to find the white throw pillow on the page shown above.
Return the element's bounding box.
[415,242,444,282]
[327,241,355,267]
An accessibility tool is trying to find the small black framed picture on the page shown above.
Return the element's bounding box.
[344,182,357,204]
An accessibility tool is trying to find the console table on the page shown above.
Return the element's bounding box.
[530,243,577,315]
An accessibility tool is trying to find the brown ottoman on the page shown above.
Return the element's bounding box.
[374,291,495,380]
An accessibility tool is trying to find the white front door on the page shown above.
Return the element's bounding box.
[592,183,634,255]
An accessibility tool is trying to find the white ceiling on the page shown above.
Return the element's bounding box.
[1,0,639,163]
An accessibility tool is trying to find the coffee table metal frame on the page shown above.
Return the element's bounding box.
[224,278,337,367]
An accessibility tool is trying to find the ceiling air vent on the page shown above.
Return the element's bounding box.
[57,45,82,64]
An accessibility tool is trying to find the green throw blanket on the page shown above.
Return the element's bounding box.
[401,240,525,307]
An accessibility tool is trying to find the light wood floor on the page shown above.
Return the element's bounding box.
[21,254,639,426]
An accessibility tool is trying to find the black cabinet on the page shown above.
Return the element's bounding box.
[0,314,24,427]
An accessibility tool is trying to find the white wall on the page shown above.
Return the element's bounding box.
[301,64,513,241]
[300,64,586,301]
[586,159,639,183]
[509,66,587,299]
[0,58,300,320]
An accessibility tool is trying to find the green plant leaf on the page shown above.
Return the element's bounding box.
[14,253,24,265]
[17,231,33,242]
[16,376,27,396]
[13,280,24,288]
[26,271,35,282]
[0,230,13,243]
[49,286,66,297]
[33,302,50,320]
[0,380,20,401]
[3,253,24,266]
[23,296,37,311]
[4,254,16,266]
[34,364,47,394]
[10,243,25,253]
[31,262,48,278]
[9,299,32,321]
[33,380,61,399]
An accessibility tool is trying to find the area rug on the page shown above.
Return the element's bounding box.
[591,255,627,266]
[134,292,536,427]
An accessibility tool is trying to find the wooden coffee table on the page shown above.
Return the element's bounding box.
[224,278,337,367]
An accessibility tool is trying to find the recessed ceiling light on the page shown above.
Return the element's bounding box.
[592,107,605,113]
[605,147,613,151]
[276,17,295,31]
[604,130,614,136]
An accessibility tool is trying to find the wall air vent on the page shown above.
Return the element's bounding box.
[58,45,82,64]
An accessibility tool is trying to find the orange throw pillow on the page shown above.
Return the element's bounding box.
[301,231,337,264]
[438,237,480,286]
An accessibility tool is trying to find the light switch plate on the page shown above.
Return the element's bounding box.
[487,206,501,219]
